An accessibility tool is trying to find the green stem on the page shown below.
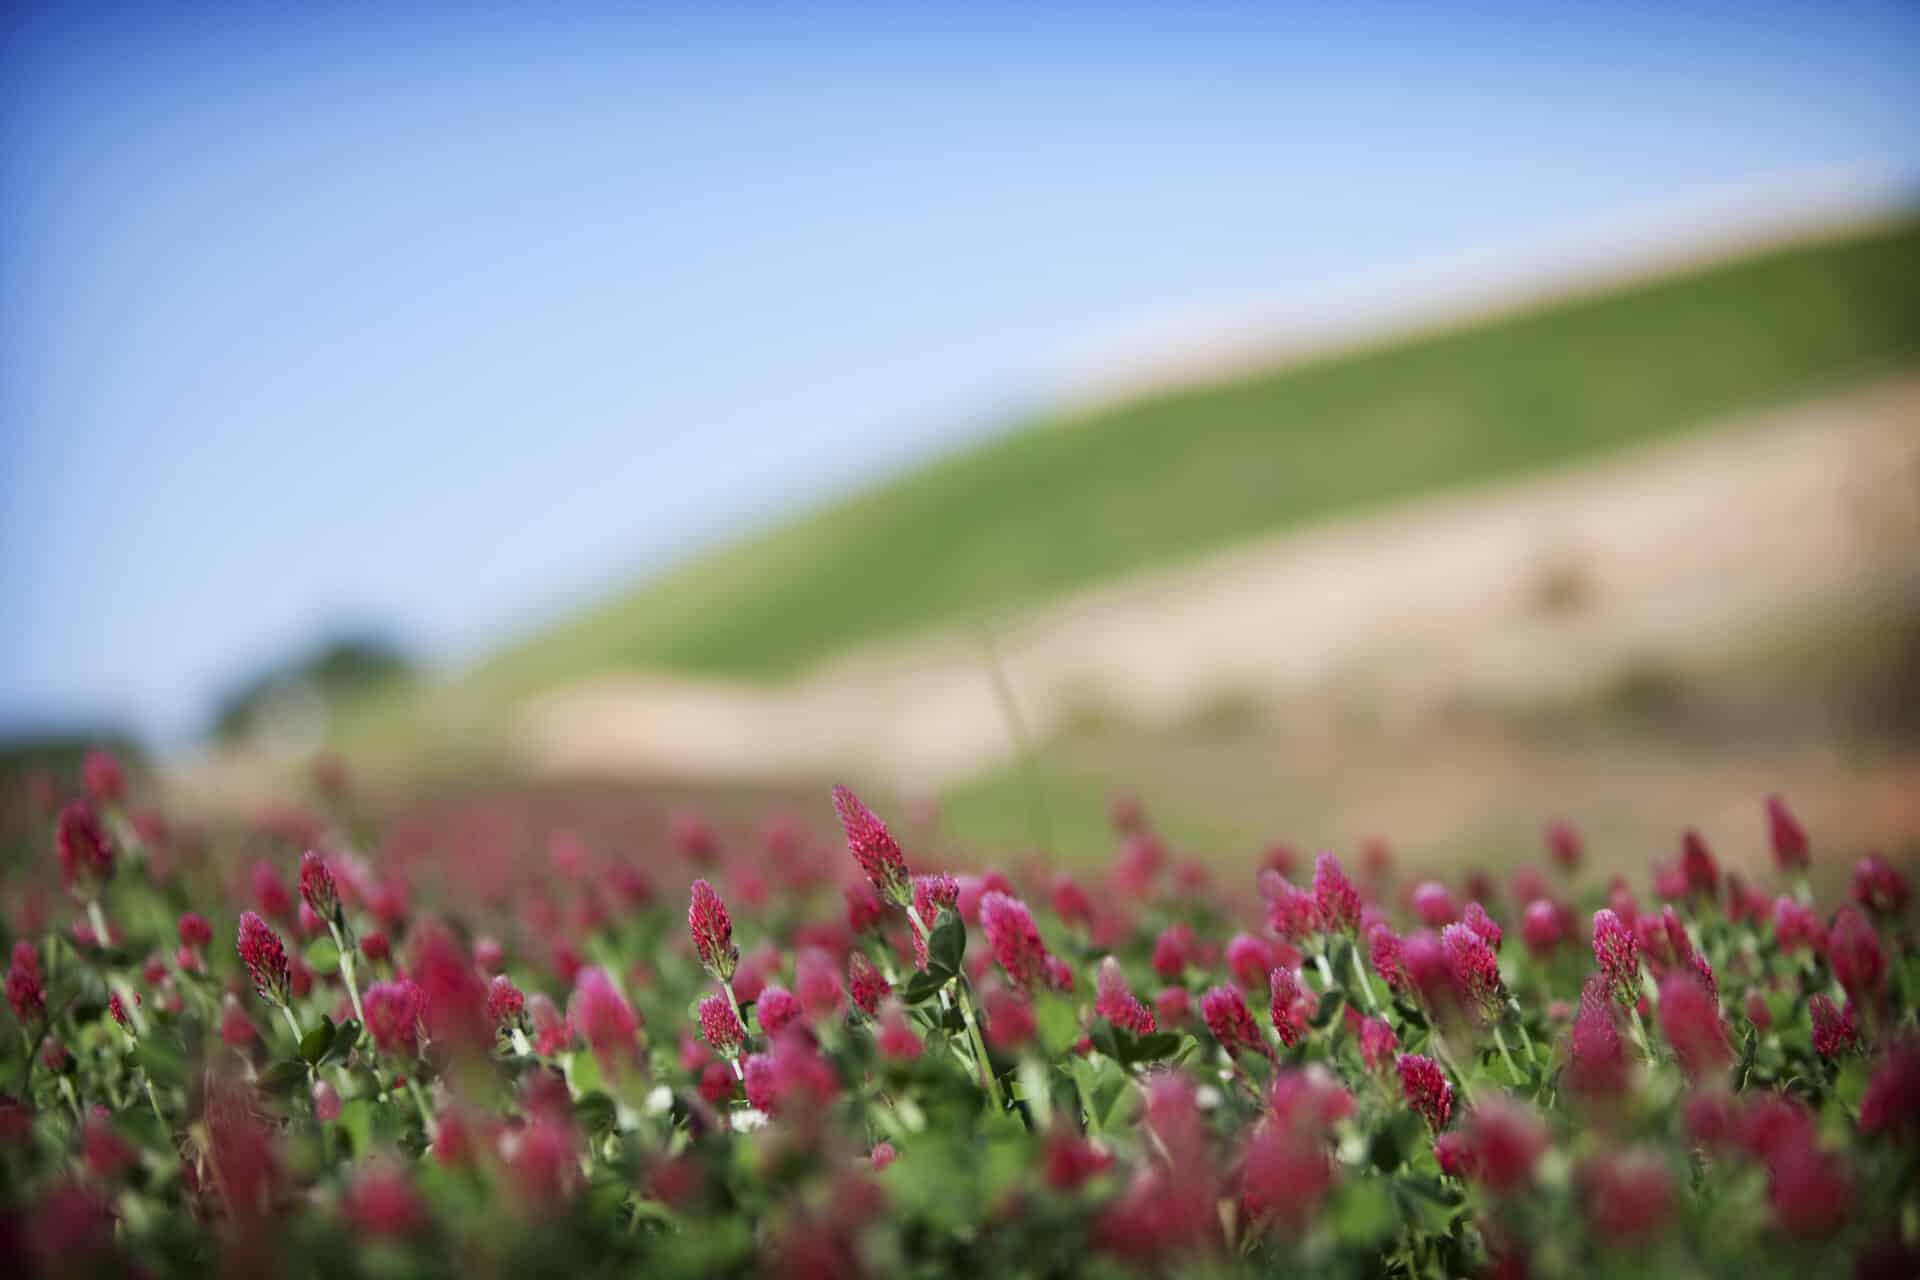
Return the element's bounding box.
[108,975,149,1038]
[1627,1003,1657,1064]
[975,620,1053,856]
[405,1077,438,1140]
[1348,943,1380,1014]
[85,899,110,949]
[1313,951,1336,993]
[905,905,956,1011]
[101,803,139,855]
[1018,1057,1054,1130]
[953,981,1004,1110]
[1511,1012,1537,1061]
[1491,1024,1522,1085]
[279,1002,304,1046]
[330,922,367,1028]
[1430,1028,1476,1106]
[721,979,750,1050]
[1135,1081,1176,1164]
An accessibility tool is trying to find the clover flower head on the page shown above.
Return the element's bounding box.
[1591,908,1640,1006]
[1808,993,1857,1059]
[1656,970,1729,1081]
[1397,1053,1453,1132]
[910,873,960,967]
[1852,854,1910,916]
[236,911,290,1006]
[1442,921,1503,1015]
[1766,795,1808,872]
[486,975,525,1028]
[980,891,1050,990]
[1201,983,1270,1060]
[568,967,641,1064]
[1311,853,1361,935]
[687,879,738,982]
[55,802,115,894]
[1267,966,1310,1048]
[832,784,912,906]
[298,850,339,924]
[1093,957,1156,1036]
[847,952,891,1016]
[698,992,745,1058]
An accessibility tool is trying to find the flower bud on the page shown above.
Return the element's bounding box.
[697,992,745,1059]
[298,850,339,926]
[1201,984,1270,1061]
[55,802,115,895]
[236,911,291,1006]
[1311,853,1361,935]
[1397,1054,1453,1132]
[1766,795,1808,872]
[1094,957,1156,1036]
[980,892,1050,990]
[832,785,912,907]
[687,879,738,983]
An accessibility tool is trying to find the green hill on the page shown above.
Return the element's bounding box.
[338,217,1920,762]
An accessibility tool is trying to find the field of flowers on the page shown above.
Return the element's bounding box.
[1,752,1916,1277]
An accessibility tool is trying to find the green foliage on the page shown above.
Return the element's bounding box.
[2,769,1916,1277]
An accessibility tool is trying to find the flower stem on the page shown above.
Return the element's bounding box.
[108,974,150,1037]
[905,905,955,1011]
[279,1002,304,1046]
[1348,943,1380,1014]
[405,1077,437,1140]
[721,979,748,1047]
[1491,1024,1522,1085]
[953,980,1004,1110]
[1512,1013,1537,1062]
[18,1028,36,1094]
[85,899,110,949]
[974,619,1054,856]
[1313,951,1336,993]
[1626,1003,1657,1063]
[330,922,367,1027]
[1430,1028,1476,1106]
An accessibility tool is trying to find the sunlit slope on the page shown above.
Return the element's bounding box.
[374,218,1920,739]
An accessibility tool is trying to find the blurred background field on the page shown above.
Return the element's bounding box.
[4,6,1919,887]
[149,219,1920,886]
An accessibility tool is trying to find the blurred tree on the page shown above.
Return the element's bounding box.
[0,730,145,780]
[211,632,415,746]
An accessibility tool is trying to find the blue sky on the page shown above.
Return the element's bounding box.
[3,3,1917,745]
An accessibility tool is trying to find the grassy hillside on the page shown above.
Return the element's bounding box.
[342,217,1920,756]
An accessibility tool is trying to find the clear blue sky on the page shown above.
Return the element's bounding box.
[4,2,1917,746]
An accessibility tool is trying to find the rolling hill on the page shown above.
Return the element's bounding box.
[334,215,1920,766]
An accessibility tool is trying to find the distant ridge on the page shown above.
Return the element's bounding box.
[1044,176,1917,409]
[330,211,1920,764]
